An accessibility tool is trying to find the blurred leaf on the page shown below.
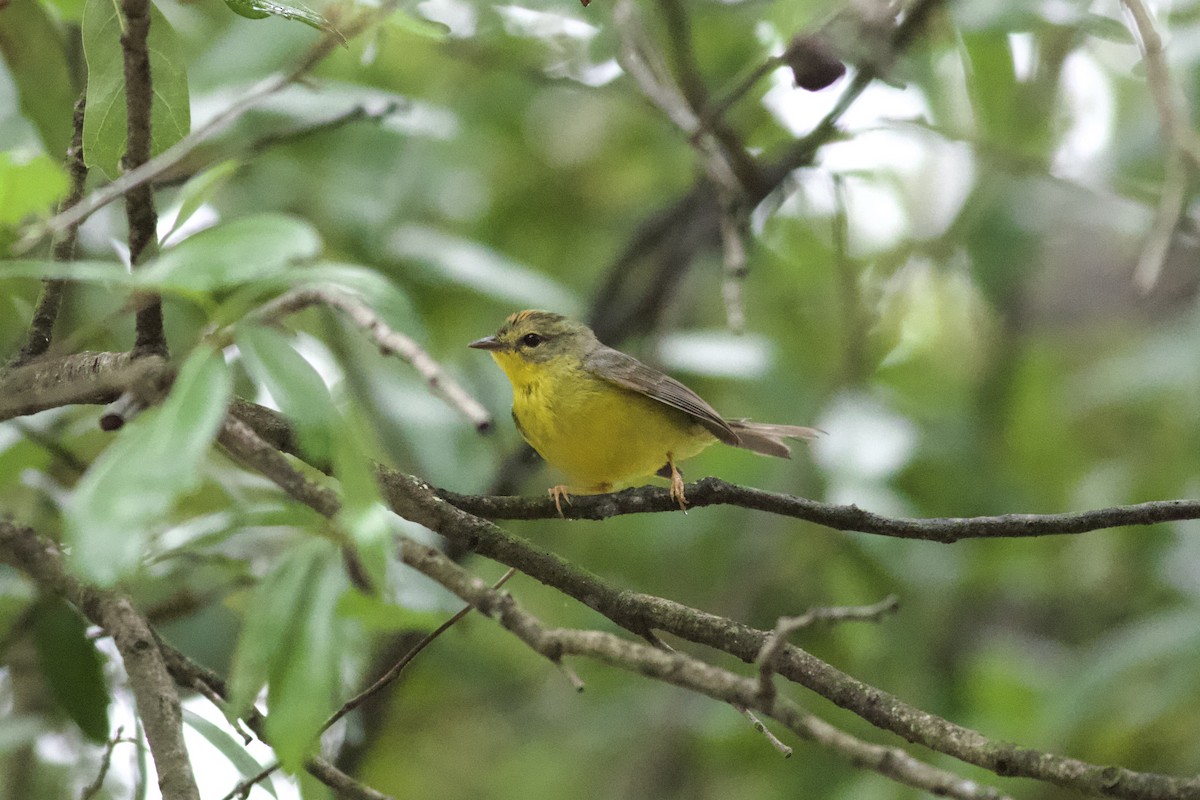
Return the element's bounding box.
[228,539,325,715]
[161,159,240,246]
[223,0,342,39]
[81,0,190,178]
[0,715,42,755]
[65,347,233,585]
[294,262,421,339]
[0,258,129,283]
[265,547,349,771]
[1081,13,1135,44]
[229,540,349,772]
[33,597,110,742]
[0,0,76,158]
[387,8,450,40]
[236,323,336,464]
[389,225,580,314]
[183,708,279,799]
[336,589,444,632]
[0,149,68,224]
[0,572,36,644]
[331,411,391,590]
[38,0,88,21]
[138,213,321,293]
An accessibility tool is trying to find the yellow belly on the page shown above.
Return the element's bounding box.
[505,361,715,492]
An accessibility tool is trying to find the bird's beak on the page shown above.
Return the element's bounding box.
[469,336,506,351]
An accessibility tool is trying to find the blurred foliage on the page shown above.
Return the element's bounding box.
[3,0,1200,798]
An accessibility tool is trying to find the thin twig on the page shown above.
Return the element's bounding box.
[10,95,89,369]
[434,477,1200,541]
[757,596,900,705]
[718,203,748,333]
[80,727,126,800]
[250,286,492,431]
[324,566,518,732]
[612,0,743,196]
[219,761,279,800]
[1120,0,1200,292]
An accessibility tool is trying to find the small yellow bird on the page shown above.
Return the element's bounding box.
[470,310,819,511]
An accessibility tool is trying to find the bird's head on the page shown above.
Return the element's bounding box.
[469,310,597,382]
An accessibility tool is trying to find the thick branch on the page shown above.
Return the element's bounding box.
[0,351,170,422]
[0,522,200,800]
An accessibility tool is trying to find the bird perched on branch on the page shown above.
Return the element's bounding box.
[470,310,819,512]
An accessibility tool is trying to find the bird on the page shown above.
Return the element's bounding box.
[470,310,819,512]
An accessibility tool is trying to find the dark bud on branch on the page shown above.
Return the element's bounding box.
[784,34,847,91]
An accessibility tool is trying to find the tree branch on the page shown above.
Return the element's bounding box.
[0,522,200,800]
[251,286,492,432]
[434,477,1200,541]
[118,0,167,359]
[10,94,89,369]
[217,405,1012,798]
[0,351,169,422]
[369,469,1200,800]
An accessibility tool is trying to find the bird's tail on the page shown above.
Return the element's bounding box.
[726,420,821,458]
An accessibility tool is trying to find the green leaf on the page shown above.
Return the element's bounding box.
[235,324,336,464]
[222,0,324,29]
[264,546,348,771]
[81,0,191,179]
[0,150,68,225]
[0,258,130,284]
[0,716,42,755]
[229,541,350,772]
[160,159,240,246]
[64,347,233,585]
[33,597,110,742]
[182,708,279,799]
[293,262,421,340]
[1081,13,1135,44]
[227,540,326,715]
[223,0,343,39]
[336,589,444,633]
[331,412,390,590]
[39,0,89,22]
[0,0,77,158]
[387,8,450,40]
[138,213,321,293]
[389,225,580,314]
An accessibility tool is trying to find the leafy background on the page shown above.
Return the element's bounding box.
[3,0,1200,797]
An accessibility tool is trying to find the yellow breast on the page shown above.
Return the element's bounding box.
[491,351,715,492]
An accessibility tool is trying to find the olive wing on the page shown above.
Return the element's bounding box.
[584,346,740,446]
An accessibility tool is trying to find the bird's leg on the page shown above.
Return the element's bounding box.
[548,485,572,517]
[665,455,687,513]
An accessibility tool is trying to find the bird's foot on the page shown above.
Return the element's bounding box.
[548,485,573,517]
[667,458,688,513]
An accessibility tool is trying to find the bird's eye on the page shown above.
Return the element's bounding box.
[521,333,545,348]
